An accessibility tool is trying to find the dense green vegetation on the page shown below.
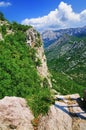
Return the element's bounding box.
[45,35,86,97]
[50,71,84,97]
[0,32,40,97]
[0,15,52,117]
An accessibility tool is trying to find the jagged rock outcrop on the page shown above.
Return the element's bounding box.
[0,97,34,130]
[38,94,86,130]
[26,28,52,87]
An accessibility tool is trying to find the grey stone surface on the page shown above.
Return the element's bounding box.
[0,97,34,130]
[26,28,52,87]
[38,102,72,130]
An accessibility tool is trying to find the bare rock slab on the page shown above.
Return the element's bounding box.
[38,101,72,130]
[0,96,34,130]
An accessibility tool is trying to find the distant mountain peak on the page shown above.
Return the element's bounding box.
[42,26,86,48]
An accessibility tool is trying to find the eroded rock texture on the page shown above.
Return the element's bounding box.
[0,97,34,130]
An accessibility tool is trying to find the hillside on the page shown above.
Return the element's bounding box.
[43,27,86,96]
[0,13,86,130]
[0,13,53,117]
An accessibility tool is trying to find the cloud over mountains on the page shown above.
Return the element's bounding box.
[22,1,86,31]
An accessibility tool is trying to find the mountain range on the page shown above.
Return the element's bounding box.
[42,26,86,48]
[42,26,86,96]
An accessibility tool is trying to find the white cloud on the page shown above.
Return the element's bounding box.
[0,1,11,7]
[21,1,86,31]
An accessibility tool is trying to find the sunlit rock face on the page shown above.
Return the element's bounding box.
[26,28,52,88]
[0,97,34,130]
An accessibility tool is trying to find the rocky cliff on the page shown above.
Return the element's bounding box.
[0,18,52,88]
[0,15,53,119]
[26,28,52,87]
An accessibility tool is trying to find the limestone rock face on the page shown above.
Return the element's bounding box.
[0,97,34,130]
[26,28,52,87]
[38,103,72,130]
[36,45,52,88]
[38,94,86,130]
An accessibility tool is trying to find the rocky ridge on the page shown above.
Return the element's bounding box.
[0,18,52,88]
[42,26,86,48]
[26,28,52,87]
[0,16,52,128]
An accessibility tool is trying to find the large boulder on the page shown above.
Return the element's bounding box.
[0,96,34,130]
[38,102,72,130]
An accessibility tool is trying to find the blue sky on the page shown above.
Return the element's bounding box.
[0,0,86,31]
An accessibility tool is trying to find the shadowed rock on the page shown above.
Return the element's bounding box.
[38,94,86,130]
